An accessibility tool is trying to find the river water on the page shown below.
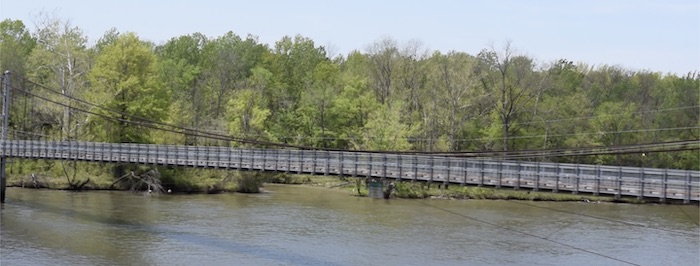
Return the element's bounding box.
[1,185,698,266]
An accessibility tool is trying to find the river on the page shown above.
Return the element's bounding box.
[1,185,698,266]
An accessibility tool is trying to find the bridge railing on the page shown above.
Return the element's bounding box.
[2,140,698,202]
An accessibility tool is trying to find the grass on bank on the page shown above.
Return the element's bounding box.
[339,178,643,203]
[5,159,272,193]
[5,159,644,203]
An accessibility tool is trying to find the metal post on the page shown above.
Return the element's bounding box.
[275,148,279,172]
[479,158,484,187]
[397,154,402,181]
[554,163,560,193]
[381,153,386,181]
[638,167,644,200]
[496,160,502,188]
[238,148,243,170]
[339,151,344,176]
[685,172,691,204]
[594,165,601,196]
[1,70,10,203]
[325,150,330,176]
[254,148,255,171]
[353,152,358,177]
[312,149,317,175]
[164,144,169,166]
[227,146,232,169]
[446,158,451,186]
[661,168,667,203]
[261,149,266,172]
[462,160,467,186]
[297,150,302,174]
[297,150,305,174]
[369,153,373,178]
[429,156,434,184]
[515,161,521,190]
[413,154,418,182]
[616,166,622,199]
[534,162,540,191]
[573,165,580,195]
[286,149,291,173]
[174,143,179,165]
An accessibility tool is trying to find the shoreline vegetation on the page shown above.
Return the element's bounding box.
[1,17,697,205]
[5,169,653,204]
[0,18,698,176]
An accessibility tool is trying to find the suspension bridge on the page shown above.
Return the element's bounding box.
[0,71,698,203]
[2,139,699,203]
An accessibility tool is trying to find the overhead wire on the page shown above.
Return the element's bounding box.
[439,140,700,159]
[4,76,694,263]
[418,201,641,266]
[12,76,700,159]
[676,205,700,227]
[18,76,698,141]
[8,84,293,147]
[17,76,329,150]
[11,81,699,161]
[506,200,699,237]
[10,82,699,161]
[507,105,699,127]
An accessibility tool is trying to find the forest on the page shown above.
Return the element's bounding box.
[0,16,698,177]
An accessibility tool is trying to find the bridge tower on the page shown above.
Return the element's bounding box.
[1,70,10,203]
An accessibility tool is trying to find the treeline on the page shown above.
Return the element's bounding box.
[1,17,698,170]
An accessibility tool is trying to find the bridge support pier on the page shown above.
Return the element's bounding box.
[1,71,10,203]
[0,157,6,203]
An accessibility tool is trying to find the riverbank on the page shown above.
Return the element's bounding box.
[301,176,643,203]
[6,171,645,203]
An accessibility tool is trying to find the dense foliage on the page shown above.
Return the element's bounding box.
[1,17,698,173]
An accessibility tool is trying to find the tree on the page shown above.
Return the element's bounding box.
[0,19,36,139]
[264,35,327,145]
[27,15,90,141]
[86,32,169,144]
[226,67,275,143]
[156,33,206,144]
[366,37,399,104]
[202,32,267,120]
[361,101,417,151]
[296,60,341,147]
[0,19,36,79]
[477,41,544,151]
[534,60,592,153]
[590,101,641,165]
[427,51,483,151]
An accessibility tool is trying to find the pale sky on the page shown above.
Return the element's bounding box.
[1,0,698,74]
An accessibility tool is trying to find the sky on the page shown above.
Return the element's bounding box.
[1,0,698,74]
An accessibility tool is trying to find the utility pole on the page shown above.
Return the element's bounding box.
[1,70,10,203]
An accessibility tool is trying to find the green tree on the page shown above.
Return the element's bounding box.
[156,33,206,144]
[202,32,267,120]
[263,35,327,145]
[477,42,544,151]
[360,101,417,151]
[534,60,593,157]
[0,19,35,79]
[226,66,275,143]
[425,51,483,151]
[27,15,91,140]
[366,37,400,104]
[590,102,641,165]
[296,60,341,147]
[86,32,169,144]
[0,19,36,139]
